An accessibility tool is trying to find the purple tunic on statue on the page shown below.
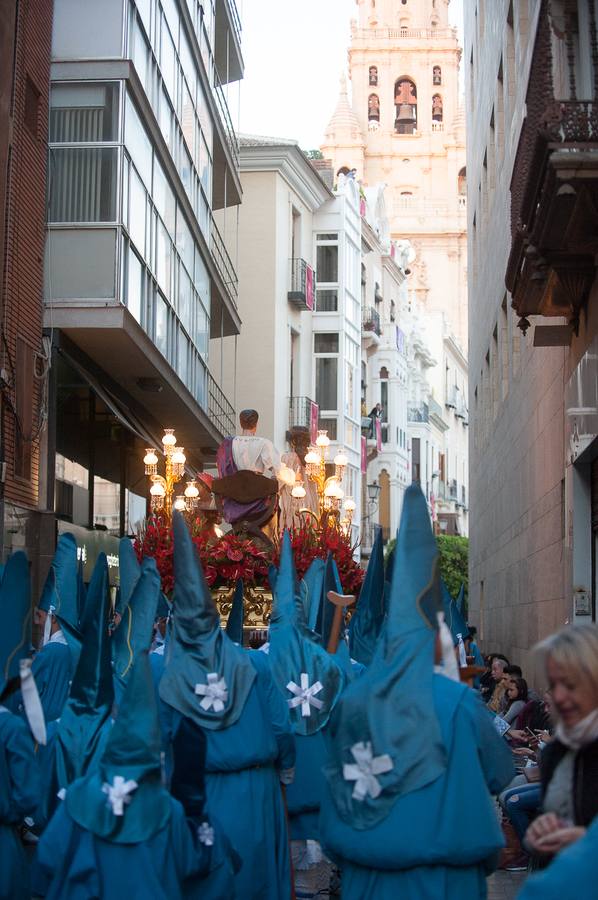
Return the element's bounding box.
[216,438,271,524]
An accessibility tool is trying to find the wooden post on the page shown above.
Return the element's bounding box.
[326,591,356,654]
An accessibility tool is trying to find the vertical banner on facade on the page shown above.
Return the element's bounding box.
[375,417,382,451]
[305,264,314,311]
[361,435,367,474]
[310,401,319,443]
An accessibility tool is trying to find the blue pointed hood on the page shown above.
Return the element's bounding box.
[269,532,345,736]
[66,651,171,843]
[38,533,81,660]
[115,538,141,618]
[300,557,326,631]
[41,553,115,823]
[113,556,161,697]
[348,528,385,667]
[225,579,244,644]
[316,553,343,647]
[0,551,31,697]
[158,512,256,730]
[323,483,446,829]
[442,580,469,645]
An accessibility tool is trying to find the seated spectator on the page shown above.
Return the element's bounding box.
[499,695,554,873]
[486,656,510,711]
[510,689,552,742]
[525,623,598,861]
[480,653,509,703]
[504,676,528,725]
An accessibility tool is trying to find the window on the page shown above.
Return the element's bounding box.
[125,93,152,187]
[412,437,420,483]
[368,93,380,123]
[314,333,339,412]
[369,66,378,86]
[433,66,441,85]
[49,148,118,222]
[126,244,144,324]
[458,166,466,195]
[394,78,417,134]
[314,333,339,353]
[316,233,339,311]
[49,82,120,224]
[432,94,443,122]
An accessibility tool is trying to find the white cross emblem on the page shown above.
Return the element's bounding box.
[102,776,138,816]
[343,741,393,801]
[195,672,228,712]
[198,821,215,846]
[286,673,324,717]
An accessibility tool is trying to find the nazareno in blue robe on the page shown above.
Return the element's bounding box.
[30,636,75,723]
[161,650,296,900]
[0,708,40,900]
[32,793,227,900]
[319,674,514,900]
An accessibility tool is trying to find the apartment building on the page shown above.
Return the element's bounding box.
[466,0,598,667]
[215,139,364,540]
[43,0,242,562]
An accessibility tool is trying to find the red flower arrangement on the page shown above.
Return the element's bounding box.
[275,521,364,595]
[134,515,364,597]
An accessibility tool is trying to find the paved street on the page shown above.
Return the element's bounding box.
[487,870,527,900]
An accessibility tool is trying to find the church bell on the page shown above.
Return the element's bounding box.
[396,103,415,126]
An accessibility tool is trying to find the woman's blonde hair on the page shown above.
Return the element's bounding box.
[536,623,598,701]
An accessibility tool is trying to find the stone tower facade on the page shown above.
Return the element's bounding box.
[321,0,467,348]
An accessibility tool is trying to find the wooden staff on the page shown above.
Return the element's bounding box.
[326,591,356,654]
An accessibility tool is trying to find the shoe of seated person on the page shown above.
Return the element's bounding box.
[505,852,529,872]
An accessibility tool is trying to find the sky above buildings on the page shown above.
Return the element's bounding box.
[238,0,464,150]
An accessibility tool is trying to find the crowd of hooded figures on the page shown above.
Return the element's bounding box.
[1,483,598,899]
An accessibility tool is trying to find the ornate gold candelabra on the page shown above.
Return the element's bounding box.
[143,429,200,520]
[291,430,356,534]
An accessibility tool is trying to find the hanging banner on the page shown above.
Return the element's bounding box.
[305,264,314,311]
[375,418,382,451]
[361,436,367,474]
[310,401,319,443]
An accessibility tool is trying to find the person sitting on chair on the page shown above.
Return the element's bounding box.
[216,409,294,527]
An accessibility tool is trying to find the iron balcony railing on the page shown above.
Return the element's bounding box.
[362,305,381,336]
[448,479,458,500]
[428,396,444,419]
[289,396,316,429]
[408,402,429,423]
[208,372,236,437]
[210,213,238,307]
[213,67,239,169]
[288,258,315,310]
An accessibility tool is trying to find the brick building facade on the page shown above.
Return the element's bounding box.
[0,0,54,592]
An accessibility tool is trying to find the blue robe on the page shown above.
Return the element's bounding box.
[516,816,598,899]
[30,640,75,722]
[162,651,295,900]
[33,796,232,899]
[0,709,40,900]
[286,730,327,841]
[319,674,514,900]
